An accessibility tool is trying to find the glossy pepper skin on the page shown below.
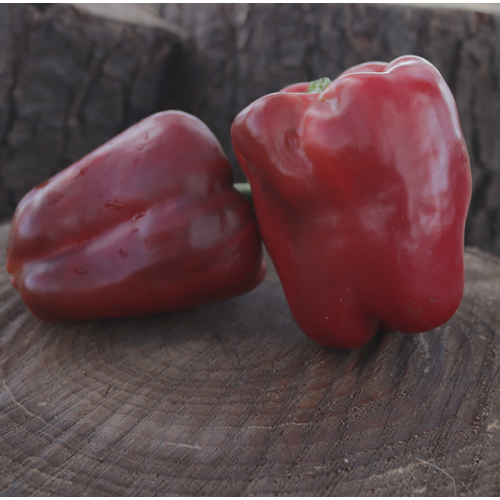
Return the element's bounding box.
[7,111,265,322]
[232,56,472,349]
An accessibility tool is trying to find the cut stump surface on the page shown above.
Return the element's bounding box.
[0,221,499,495]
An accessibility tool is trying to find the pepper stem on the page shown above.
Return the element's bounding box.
[234,182,252,202]
[305,77,332,93]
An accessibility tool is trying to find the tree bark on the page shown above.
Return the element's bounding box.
[162,3,500,256]
[0,219,499,495]
[2,3,500,256]
[0,4,185,218]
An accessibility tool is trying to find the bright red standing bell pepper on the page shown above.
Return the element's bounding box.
[7,111,265,322]
[232,55,472,349]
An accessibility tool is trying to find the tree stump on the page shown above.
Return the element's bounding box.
[2,3,500,257]
[0,220,499,496]
[0,4,185,219]
[162,3,500,256]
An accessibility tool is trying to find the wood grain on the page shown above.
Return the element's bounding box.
[0,220,499,495]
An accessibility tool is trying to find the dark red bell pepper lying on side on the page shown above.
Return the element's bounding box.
[232,55,472,349]
[7,111,265,322]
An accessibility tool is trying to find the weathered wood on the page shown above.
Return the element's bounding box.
[2,3,500,257]
[0,4,185,219]
[161,3,500,256]
[0,220,499,495]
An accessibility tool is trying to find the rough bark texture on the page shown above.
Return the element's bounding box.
[0,4,185,219]
[0,220,499,495]
[161,3,500,255]
[2,3,500,256]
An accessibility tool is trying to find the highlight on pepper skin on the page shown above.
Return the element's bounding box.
[231,55,472,350]
[6,110,266,322]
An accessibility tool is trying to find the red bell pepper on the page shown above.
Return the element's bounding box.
[232,55,472,349]
[7,111,265,322]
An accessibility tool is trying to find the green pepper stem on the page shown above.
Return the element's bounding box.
[234,182,252,202]
[306,77,332,93]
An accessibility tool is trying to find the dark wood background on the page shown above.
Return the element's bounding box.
[163,3,500,256]
[1,220,500,495]
[3,3,500,256]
